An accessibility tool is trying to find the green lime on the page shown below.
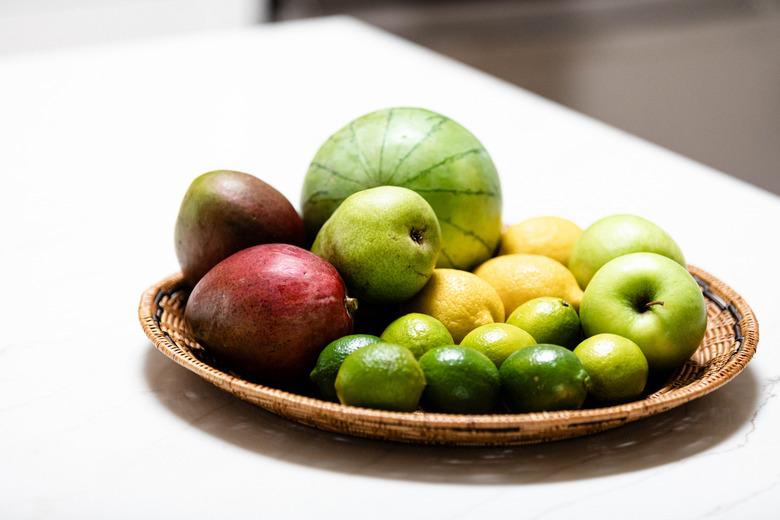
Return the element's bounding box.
[500,344,590,412]
[419,345,500,413]
[380,313,454,358]
[310,334,381,401]
[506,297,581,349]
[574,333,648,402]
[460,323,536,367]
[335,342,426,411]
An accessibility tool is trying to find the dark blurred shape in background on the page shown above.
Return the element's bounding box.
[2,0,777,193]
[277,0,780,195]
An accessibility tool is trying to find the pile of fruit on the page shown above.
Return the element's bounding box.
[176,107,708,414]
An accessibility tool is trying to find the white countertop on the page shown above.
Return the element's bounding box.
[1,16,778,519]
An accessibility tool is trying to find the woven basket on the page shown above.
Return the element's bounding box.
[138,265,758,445]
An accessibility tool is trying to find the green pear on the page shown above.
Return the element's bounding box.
[312,186,441,304]
[569,214,685,288]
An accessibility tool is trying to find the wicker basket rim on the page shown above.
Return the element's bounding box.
[138,265,758,430]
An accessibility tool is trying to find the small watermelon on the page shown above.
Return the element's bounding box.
[300,107,502,270]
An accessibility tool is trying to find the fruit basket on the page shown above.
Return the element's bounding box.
[139,265,758,446]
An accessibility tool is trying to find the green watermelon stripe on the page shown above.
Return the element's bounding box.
[385,116,448,183]
[310,162,368,187]
[303,190,348,206]
[438,248,456,267]
[305,189,328,201]
[413,188,498,197]
[439,217,493,253]
[402,147,486,186]
[349,121,378,183]
[377,108,395,175]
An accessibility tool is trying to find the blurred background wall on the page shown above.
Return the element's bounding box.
[2,0,778,194]
[0,0,267,51]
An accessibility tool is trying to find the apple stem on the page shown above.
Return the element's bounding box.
[645,300,665,309]
[345,297,359,316]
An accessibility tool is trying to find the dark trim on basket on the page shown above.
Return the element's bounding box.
[154,276,748,358]
[140,266,758,446]
[693,274,744,355]
[153,286,178,325]
[153,286,182,353]
[153,288,166,322]
[447,426,524,434]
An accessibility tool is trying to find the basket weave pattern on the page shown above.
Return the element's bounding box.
[139,265,758,445]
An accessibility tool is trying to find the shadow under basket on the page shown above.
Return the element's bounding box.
[138,265,758,446]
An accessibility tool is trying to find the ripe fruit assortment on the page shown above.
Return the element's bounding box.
[178,107,708,415]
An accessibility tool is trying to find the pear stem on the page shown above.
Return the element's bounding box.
[645,300,664,309]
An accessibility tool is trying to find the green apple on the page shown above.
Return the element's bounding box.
[569,214,685,288]
[579,252,707,373]
[312,186,441,304]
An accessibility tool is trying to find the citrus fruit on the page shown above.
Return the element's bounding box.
[310,334,381,401]
[474,254,583,315]
[499,216,582,265]
[500,344,591,412]
[574,334,649,403]
[460,323,536,367]
[300,107,502,270]
[335,342,426,411]
[380,313,454,358]
[402,268,505,342]
[419,346,500,413]
[506,297,581,349]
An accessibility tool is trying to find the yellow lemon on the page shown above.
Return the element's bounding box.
[474,254,583,315]
[500,216,582,265]
[403,269,505,343]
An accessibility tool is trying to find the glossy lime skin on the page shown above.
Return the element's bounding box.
[310,334,381,401]
[574,333,649,402]
[506,297,581,349]
[380,313,454,358]
[579,252,707,374]
[301,107,502,270]
[460,323,536,367]
[419,346,500,413]
[500,344,591,412]
[335,342,426,412]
